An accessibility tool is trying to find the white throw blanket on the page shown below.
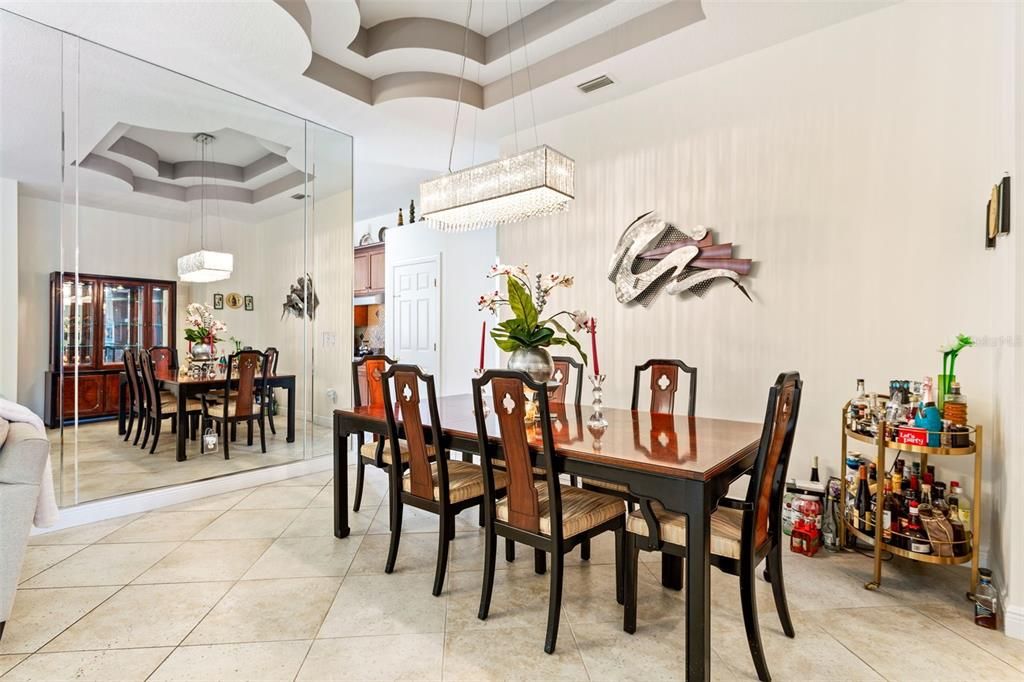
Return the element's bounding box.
[0,398,59,527]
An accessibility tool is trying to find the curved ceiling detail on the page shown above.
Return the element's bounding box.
[293,0,706,108]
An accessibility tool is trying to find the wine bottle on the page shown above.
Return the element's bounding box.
[855,464,871,532]
[810,456,820,483]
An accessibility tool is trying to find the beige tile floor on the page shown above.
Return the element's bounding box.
[47,419,334,504]
[4,464,1024,681]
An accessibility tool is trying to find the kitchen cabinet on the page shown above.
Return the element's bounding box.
[353,243,385,294]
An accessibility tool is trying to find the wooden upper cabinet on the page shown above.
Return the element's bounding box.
[353,243,384,294]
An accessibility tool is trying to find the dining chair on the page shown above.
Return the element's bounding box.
[138,349,202,455]
[262,347,280,434]
[622,371,803,682]
[200,349,271,458]
[472,369,626,654]
[351,354,399,512]
[549,356,584,405]
[148,345,178,374]
[122,349,146,444]
[381,364,502,596]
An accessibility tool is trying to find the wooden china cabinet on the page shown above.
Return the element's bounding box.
[43,272,177,427]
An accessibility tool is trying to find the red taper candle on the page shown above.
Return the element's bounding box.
[479,321,486,370]
[590,318,600,376]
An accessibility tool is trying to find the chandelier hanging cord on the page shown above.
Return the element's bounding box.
[518,0,539,148]
[447,0,474,174]
[505,0,520,153]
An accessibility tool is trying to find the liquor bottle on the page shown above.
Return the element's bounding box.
[855,464,871,532]
[849,379,869,431]
[810,456,820,483]
[882,476,899,543]
[944,382,968,425]
[907,501,931,554]
[950,481,972,527]
[947,494,968,556]
[931,481,949,515]
[892,465,903,502]
[822,494,839,551]
[975,568,999,629]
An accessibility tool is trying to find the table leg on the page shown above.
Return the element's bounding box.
[118,380,127,435]
[286,380,296,443]
[334,414,351,538]
[176,388,187,462]
[661,554,683,590]
[684,492,712,682]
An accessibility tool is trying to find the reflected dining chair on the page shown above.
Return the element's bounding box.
[473,369,626,654]
[138,349,202,455]
[381,364,500,596]
[200,350,271,458]
[148,345,178,374]
[261,347,280,434]
[622,371,803,682]
[122,349,146,444]
[351,354,399,512]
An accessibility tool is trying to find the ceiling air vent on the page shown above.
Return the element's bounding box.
[577,75,614,94]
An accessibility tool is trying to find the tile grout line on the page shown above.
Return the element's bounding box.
[912,603,1024,674]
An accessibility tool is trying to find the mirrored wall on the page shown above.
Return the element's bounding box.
[1,10,353,506]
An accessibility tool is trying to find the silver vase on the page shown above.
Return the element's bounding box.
[191,342,213,361]
[507,347,554,384]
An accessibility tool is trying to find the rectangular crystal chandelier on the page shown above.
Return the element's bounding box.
[177,249,234,282]
[420,145,575,232]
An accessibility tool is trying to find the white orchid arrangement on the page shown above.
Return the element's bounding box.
[477,263,589,363]
[184,303,227,345]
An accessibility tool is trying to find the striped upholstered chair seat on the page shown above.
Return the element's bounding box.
[496,482,625,538]
[402,460,507,504]
[625,501,743,560]
[360,439,434,465]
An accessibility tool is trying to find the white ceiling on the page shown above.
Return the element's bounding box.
[0,0,893,221]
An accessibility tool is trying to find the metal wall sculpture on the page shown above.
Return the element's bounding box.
[608,211,753,306]
[280,273,320,320]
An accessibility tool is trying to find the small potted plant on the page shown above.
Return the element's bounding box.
[478,264,587,382]
[184,303,227,360]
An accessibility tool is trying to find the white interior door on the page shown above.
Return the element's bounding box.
[392,256,440,374]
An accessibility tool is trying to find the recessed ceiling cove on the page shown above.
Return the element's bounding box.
[79,124,308,206]
[292,0,706,107]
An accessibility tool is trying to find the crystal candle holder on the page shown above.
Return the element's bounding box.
[587,374,608,431]
[473,368,490,417]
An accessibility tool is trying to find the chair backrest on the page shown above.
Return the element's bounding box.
[743,371,803,549]
[549,356,584,404]
[472,370,562,540]
[227,350,267,418]
[148,346,177,374]
[137,349,161,417]
[123,348,142,410]
[264,347,280,374]
[352,354,397,408]
[381,365,445,503]
[631,358,697,416]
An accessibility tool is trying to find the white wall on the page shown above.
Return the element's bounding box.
[0,179,17,398]
[499,2,1019,609]
[385,221,497,396]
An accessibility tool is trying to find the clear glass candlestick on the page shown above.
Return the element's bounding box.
[587,374,608,431]
[473,368,490,417]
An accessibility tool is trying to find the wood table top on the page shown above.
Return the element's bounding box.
[337,394,762,481]
[152,367,295,385]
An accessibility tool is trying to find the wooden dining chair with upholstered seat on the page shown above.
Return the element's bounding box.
[261,347,280,434]
[138,349,202,454]
[352,354,404,512]
[623,371,803,682]
[148,346,178,374]
[549,356,584,405]
[200,349,270,458]
[473,369,626,654]
[122,349,146,444]
[381,364,502,596]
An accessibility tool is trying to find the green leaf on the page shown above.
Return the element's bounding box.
[493,337,521,352]
[528,327,555,347]
[507,278,538,329]
[546,319,587,365]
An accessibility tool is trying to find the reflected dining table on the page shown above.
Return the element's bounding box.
[333,394,762,681]
[118,366,297,462]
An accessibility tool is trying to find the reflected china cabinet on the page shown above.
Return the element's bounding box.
[44,272,176,427]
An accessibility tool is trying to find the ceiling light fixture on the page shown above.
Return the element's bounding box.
[420,0,574,232]
[178,133,234,282]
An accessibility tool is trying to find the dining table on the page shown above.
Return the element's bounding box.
[118,366,297,461]
[333,394,762,681]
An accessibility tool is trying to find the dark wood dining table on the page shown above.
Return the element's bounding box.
[333,394,762,681]
[118,367,297,461]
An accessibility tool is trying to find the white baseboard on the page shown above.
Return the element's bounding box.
[31,454,336,535]
[1006,603,1024,641]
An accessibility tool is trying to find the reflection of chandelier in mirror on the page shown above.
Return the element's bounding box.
[178,133,234,282]
[420,0,575,232]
